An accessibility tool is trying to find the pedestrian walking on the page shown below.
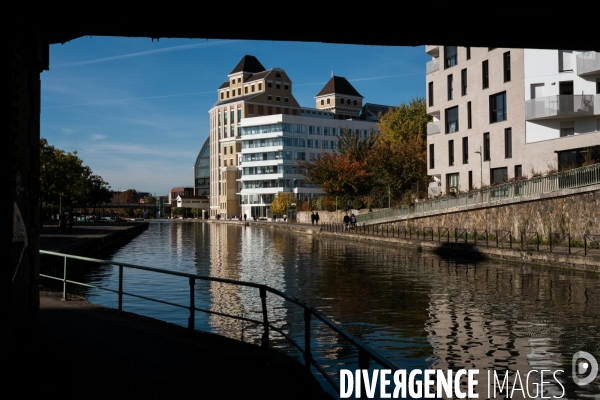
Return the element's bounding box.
[311,212,315,225]
[343,213,350,231]
[315,212,320,225]
[66,212,74,234]
[244,213,247,222]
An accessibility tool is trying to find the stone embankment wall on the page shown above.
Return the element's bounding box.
[299,189,599,240]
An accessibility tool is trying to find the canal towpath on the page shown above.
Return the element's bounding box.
[38,221,332,400]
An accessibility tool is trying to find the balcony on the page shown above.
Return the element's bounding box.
[427,121,440,135]
[576,51,600,76]
[426,58,440,75]
[525,95,596,121]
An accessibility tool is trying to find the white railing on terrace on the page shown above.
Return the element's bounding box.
[525,95,595,120]
[576,51,600,76]
[356,163,600,224]
[427,121,440,135]
[426,58,440,75]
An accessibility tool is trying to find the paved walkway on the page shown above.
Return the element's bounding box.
[38,222,332,400]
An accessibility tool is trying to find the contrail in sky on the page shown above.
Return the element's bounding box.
[43,91,214,109]
[295,72,423,87]
[53,40,240,67]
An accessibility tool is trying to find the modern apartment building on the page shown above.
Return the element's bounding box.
[238,113,376,218]
[425,46,600,194]
[209,55,381,219]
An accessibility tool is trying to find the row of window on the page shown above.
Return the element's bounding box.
[429,128,513,169]
[218,126,241,139]
[217,109,243,126]
[266,95,289,102]
[242,164,308,176]
[430,50,510,106]
[241,123,368,137]
[444,164,522,192]
[443,92,506,134]
[319,98,359,106]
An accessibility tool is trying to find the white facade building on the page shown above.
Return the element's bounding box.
[426,46,600,194]
[238,113,377,218]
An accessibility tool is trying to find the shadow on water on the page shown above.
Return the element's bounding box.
[432,242,488,262]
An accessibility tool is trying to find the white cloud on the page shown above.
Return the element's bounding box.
[61,128,76,135]
[89,134,106,141]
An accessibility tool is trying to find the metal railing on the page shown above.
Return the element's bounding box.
[356,163,600,225]
[427,120,440,135]
[426,57,440,75]
[525,94,595,120]
[320,223,599,257]
[39,250,398,395]
[576,51,600,76]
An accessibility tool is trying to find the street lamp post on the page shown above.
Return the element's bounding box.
[474,146,483,189]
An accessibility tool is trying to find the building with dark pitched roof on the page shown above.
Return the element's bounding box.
[208,56,392,219]
[315,76,364,119]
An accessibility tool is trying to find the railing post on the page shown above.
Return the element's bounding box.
[259,287,269,349]
[303,308,312,372]
[118,264,123,314]
[62,255,68,300]
[188,277,195,332]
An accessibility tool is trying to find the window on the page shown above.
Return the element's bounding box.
[428,81,434,106]
[237,78,241,83]
[276,83,280,89]
[467,101,472,129]
[444,46,458,68]
[468,171,473,190]
[447,74,453,100]
[276,96,281,102]
[238,88,241,96]
[559,50,574,72]
[490,91,507,123]
[237,109,242,120]
[267,95,272,101]
[448,140,454,166]
[284,84,289,90]
[321,99,324,105]
[483,132,490,161]
[429,144,435,169]
[482,60,489,89]
[354,100,357,105]
[251,84,255,93]
[491,167,508,184]
[231,90,235,97]
[445,106,459,133]
[244,86,248,94]
[284,97,289,103]
[230,110,234,123]
[466,47,471,60]
[462,137,468,164]
[340,98,345,104]
[446,173,459,191]
[224,146,227,155]
[504,128,512,158]
[560,121,574,137]
[267,82,272,88]
[258,83,262,90]
[220,92,224,99]
[514,165,522,179]
[503,52,511,82]
[327,98,330,104]
[461,69,467,96]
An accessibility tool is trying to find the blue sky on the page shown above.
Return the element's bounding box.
[41,37,430,195]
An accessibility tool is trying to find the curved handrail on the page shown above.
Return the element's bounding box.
[39,249,399,394]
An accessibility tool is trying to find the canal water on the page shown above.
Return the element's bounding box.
[81,221,600,399]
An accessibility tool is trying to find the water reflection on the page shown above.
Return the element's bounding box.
[82,222,599,399]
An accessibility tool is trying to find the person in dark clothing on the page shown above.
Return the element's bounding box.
[343,213,350,231]
[311,212,315,225]
[244,213,247,222]
[315,212,320,225]
[66,212,74,234]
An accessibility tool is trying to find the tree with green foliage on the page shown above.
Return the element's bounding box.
[40,138,111,216]
[377,97,429,142]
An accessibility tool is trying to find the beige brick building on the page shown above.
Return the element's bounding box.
[425,46,600,194]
